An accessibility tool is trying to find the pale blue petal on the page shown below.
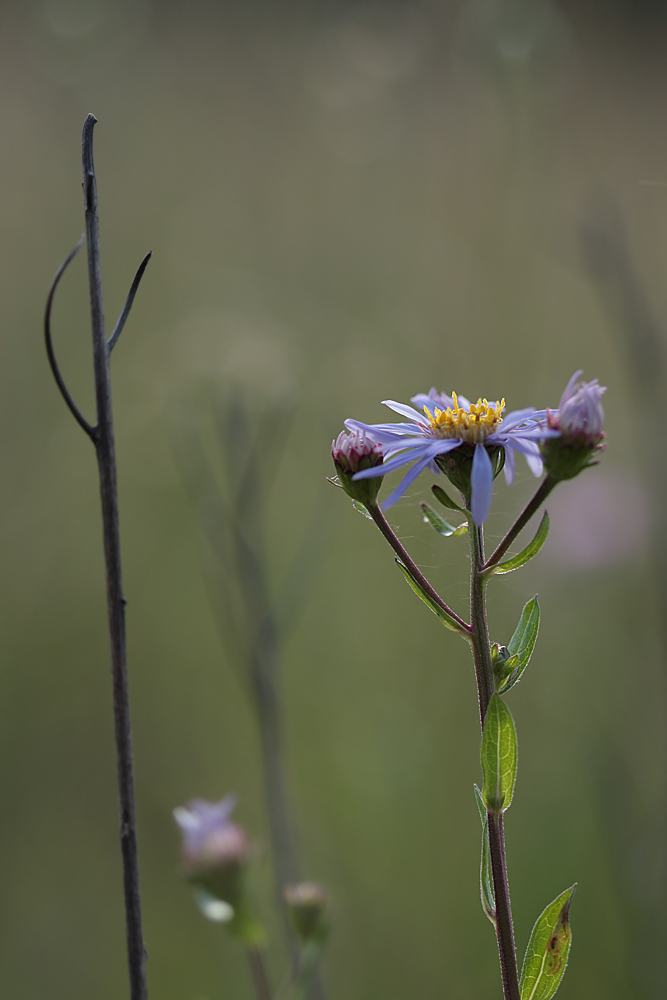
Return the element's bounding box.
[470,445,494,525]
[411,390,455,410]
[505,441,543,477]
[501,437,541,458]
[353,448,428,479]
[498,407,536,430]
[381,400,426,422]
[507,426,557,440]
[524,450,543,477]
[524,408,549,421]
[503,444,515,485]
[559,370,583,407]
[345,418,419,439]
[381,451,442,509]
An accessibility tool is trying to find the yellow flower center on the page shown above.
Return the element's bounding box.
[425,393,505,444]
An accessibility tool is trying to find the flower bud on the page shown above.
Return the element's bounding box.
[541,372,606,482]
[490,643,520,691]
[284,882,329,944]
[332,428,383,507]
[173,795,250,917]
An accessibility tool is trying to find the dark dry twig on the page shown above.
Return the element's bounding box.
[108,251,153,353]
[45,114,150,1000]
[83,112,149,1000]
[44,235,97,442]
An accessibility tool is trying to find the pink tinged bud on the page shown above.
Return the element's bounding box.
[548,371,606,446]
[542,372,606,482]
[332,428,383,474]
[331,428,384,506]
[284,882,330,943]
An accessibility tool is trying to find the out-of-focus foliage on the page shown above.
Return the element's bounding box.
[0,2,665,998]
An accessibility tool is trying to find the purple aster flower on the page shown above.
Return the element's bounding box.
[345,389,555,525]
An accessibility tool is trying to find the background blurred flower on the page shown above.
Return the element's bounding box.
[174,795,250,913]
[284,881,329,944]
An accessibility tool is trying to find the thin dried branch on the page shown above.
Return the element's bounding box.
[108,251,153,353]
[44,235,98,442]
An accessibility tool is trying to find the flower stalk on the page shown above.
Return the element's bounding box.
[483,475,557,572]
[366,502,471,635]
[468,521,495,724]
[487,813,520,1000]
[468,516,521,1000]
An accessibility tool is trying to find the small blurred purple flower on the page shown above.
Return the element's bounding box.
[284,882,330,943]
[345,389,554,524]
[173,795,249,875]
[547,371,606,445]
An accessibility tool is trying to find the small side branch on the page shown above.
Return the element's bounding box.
[108,252,153,353]
[483,476,556,572]
[367,502,472,633]
[44,236,98,442]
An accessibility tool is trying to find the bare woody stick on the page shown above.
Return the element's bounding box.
[45,114,151,1000]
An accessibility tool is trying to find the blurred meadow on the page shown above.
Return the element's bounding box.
[1,0,666,997]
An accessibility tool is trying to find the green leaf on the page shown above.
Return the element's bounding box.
[473,785,496,926]
[497,598,540,694]
[520,885,576,1000]
[481,695,518,813]
[352,500,373,520]
[420,503,468,537]
[395,559,465,634]
[491,512,550,576]
[431,483,464,512]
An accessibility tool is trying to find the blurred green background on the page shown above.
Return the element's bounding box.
[1,1,666,997]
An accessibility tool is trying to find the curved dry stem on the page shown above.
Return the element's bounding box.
[44,235,98,442]
[108,251,153,352]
